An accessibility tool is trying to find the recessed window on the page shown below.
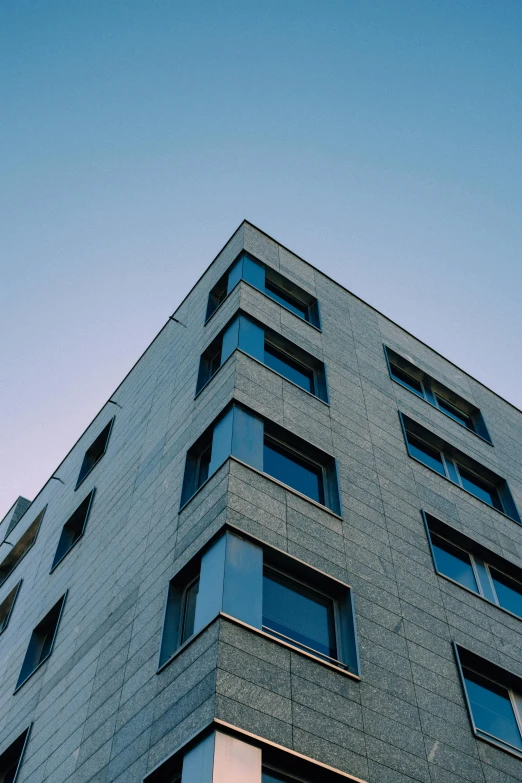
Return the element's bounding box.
[0,727,31,783]
[0,508,46,588]
[456,646,522,757]
[0,582,22,635]
[206,252,320,327]
[180,577,199,645]
[263,437,325,505]
[16,594,67,691]
[196,312,327,401]
[51,489,95,571]
[385,346,491,442]
[425,513,522,620]
[76,417,114,488]
[401,415,519,521]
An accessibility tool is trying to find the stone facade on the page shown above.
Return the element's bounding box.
[1,220,521,782]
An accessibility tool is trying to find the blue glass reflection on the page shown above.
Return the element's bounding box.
[458,467,502,511]
[491,569,522,620]
[264,280,308,320]
[407,435,446,476]
[464,668,522,751]
[435,395,474,430]
[264,343,314,393]
[390,364,424,397]
[263,440,324,504]
[431,535,478,593]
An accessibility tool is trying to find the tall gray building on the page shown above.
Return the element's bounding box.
[1,221,522,783]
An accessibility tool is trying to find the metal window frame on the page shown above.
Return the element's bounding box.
[263,433,326,507]
[75,416,115,491]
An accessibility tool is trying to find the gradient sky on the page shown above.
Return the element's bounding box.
[1,0,521,518]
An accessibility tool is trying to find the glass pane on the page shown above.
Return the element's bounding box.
[435,395,474,430]
[458,467,503,511]
[263,439,324,504]
[4,764,19,783]
[463,668,522,751]
[406,434,446,476]
[390,363,424,397]
[208,349,221,378]
[181,578,199,644]
[197,445,211,488]
[264,280,308,320]
[491,568,522,619]
[263,569,337,661]
[430,534,479,593]
[264,343,314,393]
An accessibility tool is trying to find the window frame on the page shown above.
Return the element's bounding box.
[0,726,32,783]
[0,581,23,636]
[75,417,115,490]
[263,433,326,508]
[50,489,96,573]
[14,593,67,693]
[0,507,47,588]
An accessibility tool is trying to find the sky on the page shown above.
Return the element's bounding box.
[1,0,521,518]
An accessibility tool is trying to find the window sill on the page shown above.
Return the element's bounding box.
[473,729,522,761]
[204,279,322,333]
[407,453,520,524]
[194,348,330,407]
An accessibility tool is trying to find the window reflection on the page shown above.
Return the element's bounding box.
[263,439,324,504]
[463,668,522,752]
[431,534,479,593]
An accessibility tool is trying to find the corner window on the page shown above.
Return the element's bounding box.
[206,252,320,327]
[181,404,340,514]
[0,507,46,588]
[0,727,31,783]
[0,582,22,635]
[456,646,522,757]
[76,417,114,488]
[16,594,67,691]
[385,346,491,442]
[51,489,95,571]
[159,530,359,676]
[401,415,519,521]
[425,513,522,620]
[196,312,328,401]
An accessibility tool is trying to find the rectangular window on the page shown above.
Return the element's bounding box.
[180,577,199,645]
[425,513,522,620]
[456,646,522,756]
[196,312,327,401]
[76,417,114,489]
[51,489,95,571]
[263,438,325,505]
[0,508,46,588]
[16,594,67,691]
[0,582,22,635]
[385,346,491,442]
[402,415,518,521]
[0,727,31,783]
[206,253,320,327]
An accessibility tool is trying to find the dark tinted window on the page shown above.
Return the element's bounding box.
[16,595,66,690]
[76,419,113,487]
[264,343,314,393]
[180,578,199,644]
[431,534,478,593]
[463,667,522,751]
[0,728,30,783]
[263,569,337,662]
[390,363,424,397]
[264,280,309,320]
[491,569,522,620]
[264,439,324,504]
[52,490,94,570]
[435,395,475,430]
[197,445,211,488]
[458,466,503,511]
[406,434,446,476]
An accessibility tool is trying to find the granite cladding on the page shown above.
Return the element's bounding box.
[0,221,521,782]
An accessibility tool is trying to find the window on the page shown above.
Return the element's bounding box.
[425,513,522,620]
[401,415,519,521]
[76,417,114,488]
[385,346,491,442]
[0,582,22,635]
[51,489,95,571]
[181,404,341,514]
[16,594,67,691]
[206,252,320,327]
[0,508,46,588]
[0,727,31,783]
[456,645,522,757]
[196,312,328,401]
[3,497,31,540]
[159,530,359,676]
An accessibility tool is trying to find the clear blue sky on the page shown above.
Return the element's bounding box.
[1,0,521,517]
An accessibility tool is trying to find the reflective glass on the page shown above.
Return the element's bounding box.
[263,439,324,504]
[262,771,297,783]
[435,395,474,430]
[264,343,314,393]
[406,434,446,476]
[458,467,503,511]
[263,569,337,661]
[196,445,211,488]
[491,569,522,620]
[431,534,479,593]
[463,668,522,751]
[180,578,199,644]
[264,280,309,320]
[390,363,424,397]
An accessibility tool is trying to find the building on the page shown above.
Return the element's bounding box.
[1,221,522,783]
